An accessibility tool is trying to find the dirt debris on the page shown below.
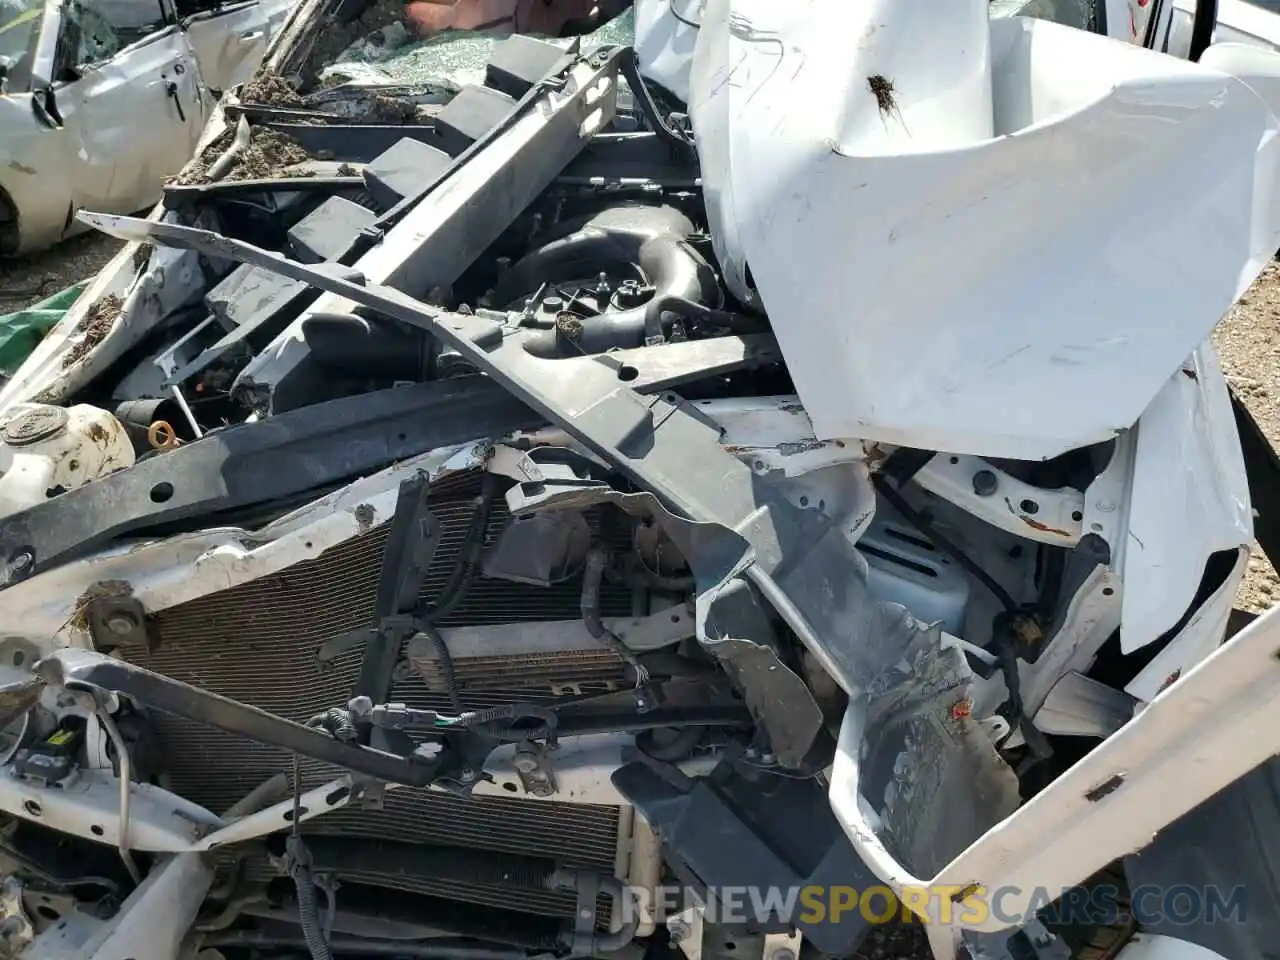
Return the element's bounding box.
[227,129,312,180]
[0,232,124,312]
[239,69,305,107]
[172,128,312,185]
[1214,259,1280,614]
[371,94,418,122]
[62,293,123,369]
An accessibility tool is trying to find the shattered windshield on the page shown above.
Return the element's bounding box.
[0,0,43,92]
[315,0,635,88]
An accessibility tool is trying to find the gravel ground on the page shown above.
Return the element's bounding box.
[1215,261,1280,613]
[0,231,124,311]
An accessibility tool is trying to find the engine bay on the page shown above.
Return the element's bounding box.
[0,2,1274,959]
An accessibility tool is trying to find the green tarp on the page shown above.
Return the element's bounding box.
[0,281,88,377]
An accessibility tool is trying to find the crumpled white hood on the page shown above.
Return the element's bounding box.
[684,0,1280,459]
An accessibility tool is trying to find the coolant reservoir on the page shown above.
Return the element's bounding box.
[0,404,135,520]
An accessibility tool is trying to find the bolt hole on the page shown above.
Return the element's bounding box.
[35,906,59,924]
[397,433,407,443]
[10,651,23,666]
[1102,587,1115,597]
[282,806,309,822]
[617,364,639,382]
[502,782,518,793]
[1071,511,1083,522]
[799,496,809,506]
[325,786,350,806]
[90,824,104,837]
[725,942,737,952]
[305,541,313,549]
[1091,522,1103,532]
[1020,499,1039,515]
[949,456,959,464]
[149,482,174,503]
[23,800,40,817]
[671,614,681,623]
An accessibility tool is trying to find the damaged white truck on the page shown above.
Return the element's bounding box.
[1,1,1280,959]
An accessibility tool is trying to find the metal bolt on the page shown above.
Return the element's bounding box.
[972,470,997,497]
[667,919,691,943]
[105,612,138,636]
[459,767,477,783]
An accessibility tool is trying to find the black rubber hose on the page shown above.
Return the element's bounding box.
[459,703,558,742]
[594,877,641,953]
[263,879,566,950]
[422,475,497,622]
[420,621,464,714]
[285,836,333,960]
[307,708,357,742]
[582,547,649,682]
[636,725,704,761]
[642,295,767,342]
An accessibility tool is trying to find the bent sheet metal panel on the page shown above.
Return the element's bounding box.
[692,2,1280,458]
[828,598,1280,933]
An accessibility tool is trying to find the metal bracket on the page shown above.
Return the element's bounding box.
[33,649,443,787]
[512,741,557,797]
[913,452,1085,547]
[0,877,33,959]
[352,472,442,709]
[668,902,705,960]
[0,377,539,583]
[571,871,602,958]
[83,591,154,653]
[761,930,802,960]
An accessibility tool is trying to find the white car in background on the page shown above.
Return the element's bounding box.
[0,0,295,255]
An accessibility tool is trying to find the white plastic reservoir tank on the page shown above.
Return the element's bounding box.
[0,404,135,520]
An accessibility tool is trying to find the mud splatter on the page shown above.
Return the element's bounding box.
[63,294,123,369]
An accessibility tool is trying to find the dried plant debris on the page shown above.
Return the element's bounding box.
[239,69,305,107]
[66,580,135,632]
[63,294,123,369]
